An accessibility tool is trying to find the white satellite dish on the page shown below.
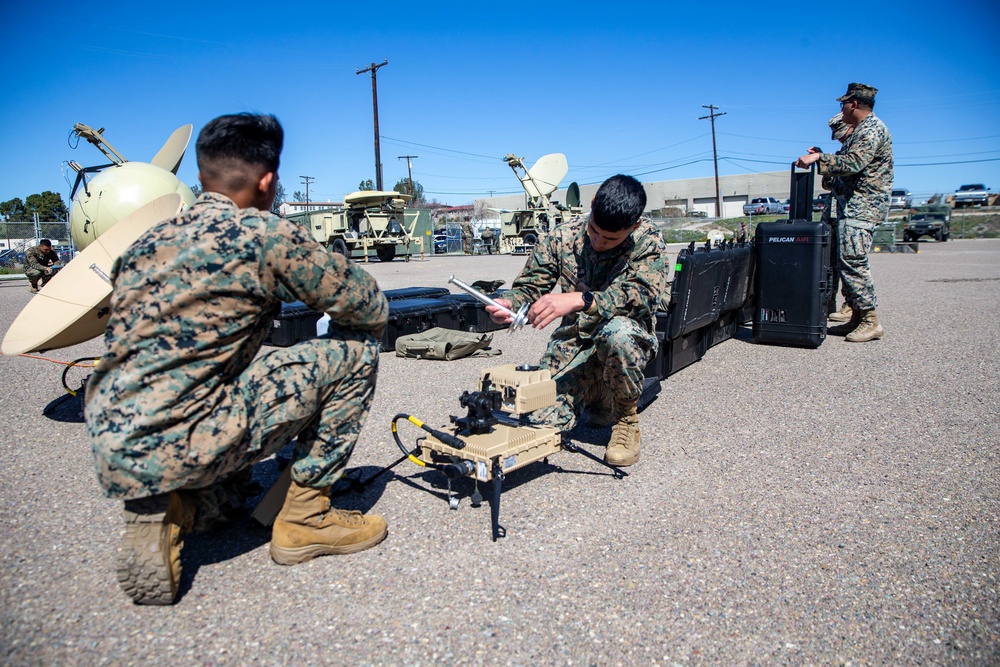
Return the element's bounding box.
[2,194,183,355]
[521,153,568,199]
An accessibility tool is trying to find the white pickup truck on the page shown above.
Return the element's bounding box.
[743,197,784,216]
[953,184,990,208]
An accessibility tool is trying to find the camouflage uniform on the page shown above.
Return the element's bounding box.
[821,116,852,304]
[24,244,59,289]
[502,217,668,429]
[86,192,388,500]
[480,226,495,254]
[461,220,474,254]
[817,113,893,311]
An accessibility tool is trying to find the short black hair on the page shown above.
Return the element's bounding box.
[39,239,51,247]
[853,95,875,110]
[196,113,283,174]
[591,174,646,232]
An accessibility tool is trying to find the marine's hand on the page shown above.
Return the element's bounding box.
[528,292,585,330]
[486,298,514,325]
[796,152,822,168]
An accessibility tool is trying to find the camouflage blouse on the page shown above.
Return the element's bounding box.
[503,216,668,340]
[818,113,894,226]
[86,192,387,496]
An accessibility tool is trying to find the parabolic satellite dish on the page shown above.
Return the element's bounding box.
[67,124,196,250]
[566,182,581,209]
[520,153,568,200]
[2,194,184,355]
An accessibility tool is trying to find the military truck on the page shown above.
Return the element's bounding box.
[902,204,951,242]
[288,190,419,262]
[498,153,581,254]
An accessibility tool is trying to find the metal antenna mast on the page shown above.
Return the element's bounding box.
[357,59,389,191]
[397,155,418,198]
[698,104,727,217]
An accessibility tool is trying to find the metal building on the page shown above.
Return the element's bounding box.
[476,170,822,219]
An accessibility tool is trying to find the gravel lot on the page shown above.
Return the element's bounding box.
[1,240,998,666]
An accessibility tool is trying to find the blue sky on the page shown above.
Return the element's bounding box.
[2,1,998,208]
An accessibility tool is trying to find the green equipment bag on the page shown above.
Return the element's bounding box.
[395,327,501,360]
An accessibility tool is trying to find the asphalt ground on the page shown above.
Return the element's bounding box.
[1,240,998,666]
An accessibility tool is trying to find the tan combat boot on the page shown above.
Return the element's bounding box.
[117,491,195,605]
[828,301,853,322]
[270,481,388,565]
[845,309,884,342]
[827,307,862,336]
[605,402,641,467]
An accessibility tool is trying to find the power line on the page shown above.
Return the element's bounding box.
[698,104,726,217]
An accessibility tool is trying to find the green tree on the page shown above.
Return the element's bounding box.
[189,183,203,197]
[0,197,27,220]
[292,190,305,202]
[24,191,68,221]
[358,179,375,191]
[271,180,285,216]
[393,177,425,206]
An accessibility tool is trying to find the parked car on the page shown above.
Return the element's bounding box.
[813,192,831,212]
[743,197,783,216]
[781,199,791,214]
[953,184,990,207]
[890,188,912,209]
[433,234,448,254]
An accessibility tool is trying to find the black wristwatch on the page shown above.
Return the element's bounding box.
[581,291,594,312]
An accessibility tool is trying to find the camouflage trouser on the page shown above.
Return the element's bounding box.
[462,236,472,254]
[176,329,380,492]
[529,316,657,430]
[839,219,878,311]
[25,269,49,290]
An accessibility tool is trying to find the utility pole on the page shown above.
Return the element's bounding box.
[300,175,314,208]
[698,104,727,218]
[397,155,418,198]
[357,59,389,191]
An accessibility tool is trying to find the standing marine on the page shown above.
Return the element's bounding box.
[797,82,893,342]
[461,217,474,255]
[486,174,668,466]
[86,113,389,605]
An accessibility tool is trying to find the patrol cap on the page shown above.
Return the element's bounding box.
[837,82,878,103]
[828,112,851,140]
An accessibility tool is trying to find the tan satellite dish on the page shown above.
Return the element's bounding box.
[68,123,196,250]
[150,124,193,174]
[70,162,195,250]
[2,194,183,356]
[343,190,411,207]
[521,153,568,199]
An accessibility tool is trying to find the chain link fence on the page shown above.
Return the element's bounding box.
[0,221,73,272]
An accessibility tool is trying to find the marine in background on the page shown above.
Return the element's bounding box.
[819,112,855,321]
[486,174,668,466]
[797,82,893,343]
[24,239,60,293]
[86,113,389,605]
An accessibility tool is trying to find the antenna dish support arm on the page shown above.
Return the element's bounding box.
[72,123,127,165]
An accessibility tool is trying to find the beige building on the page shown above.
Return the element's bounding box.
[476,170,823,219]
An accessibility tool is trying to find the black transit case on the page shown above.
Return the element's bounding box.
[752,219,831,348]
[438,293,508,334]
[267,301,323,347]
[664,242,731,339]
